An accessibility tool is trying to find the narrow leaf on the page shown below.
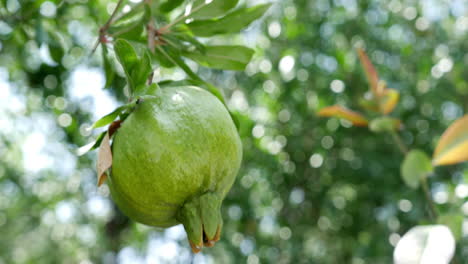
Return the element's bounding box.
[91,105,126,129]
[47,31,65,64]
[170,33,206,52]
[317,105,368,126]
[183,45,254,70]
[157,46,227,104]
[229,110,240,131]
[108,5,149,40]
[357,48,380,97]
[394,225,455,264]
[186,3,271,37]
[76,131,106,156]
[380,88,399,114]
[433,115,468,166]
[400,149,433,189]
[157,45,198,79]
[102,44,115,88]
[191,0,239,19]
[153,46,176,68]
[97,132,112,187]
[110,3,146,28]
[160,0,184,12]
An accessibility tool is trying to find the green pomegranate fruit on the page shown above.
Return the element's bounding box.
[108,86,242,252]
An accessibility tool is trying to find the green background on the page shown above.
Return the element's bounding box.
[1,0,468,263]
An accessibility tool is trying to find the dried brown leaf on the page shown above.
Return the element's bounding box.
[97,132,112,186]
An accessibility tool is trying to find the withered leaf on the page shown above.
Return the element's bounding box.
[97,132,112,186]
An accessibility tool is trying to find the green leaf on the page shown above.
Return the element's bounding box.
[114,39,139,83]
[191,0,239,19]
[91,105,128,129]
[111,3,146,27]
[368,117,401,133]
[152,46,176,68]
[229,110,240,131]
[438,213,463,241]
[186,3,271,37]
[145,83,159,95]
[135,83,159,97]
[158,79,193,87]
[359,97,380,113]
[156,46,226,104]
[102,44,115,88]
[76,131,106,156]
[132,51,153,94]
[48,43,64,64]
[114,39,152,95]
[171,33,206,52]
[108,4,150,40]
[160,0,185,13]
[91,100,139,129]
[400,150,433,189]
[158,45,198,79]
[205,82,226,105]
[47,32,65,64]
[183,45,254,70]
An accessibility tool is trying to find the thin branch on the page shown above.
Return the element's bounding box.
[160,36,178,49]
[390,131,408,155]
[90,0,125,55]
[57,0,67,9]
[144,0,157,52]
[156,46,178,67]
[147,23,156,52]
[159,1,210,33]
[389,129,439,223]
[103,0,125,30]
[112,1,145,23]
[111,23,141,37]
[421,177,438,221]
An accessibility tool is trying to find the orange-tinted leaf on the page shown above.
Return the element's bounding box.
[433,115,468,166]
[380,88,400,114]
[97,132,112,186]
[317,105,368,126]
[376,80,387,98]
[357,48,380,97]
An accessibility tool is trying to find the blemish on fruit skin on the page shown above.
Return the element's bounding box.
[172,93,183,102]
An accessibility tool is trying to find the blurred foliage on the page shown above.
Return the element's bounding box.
[1,0,468,263]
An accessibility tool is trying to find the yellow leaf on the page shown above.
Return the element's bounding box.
[317,105,369,126]
[357,48,381,97]
[433,115,468,166]
[97,132,112,186]
[380,88,400,114]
